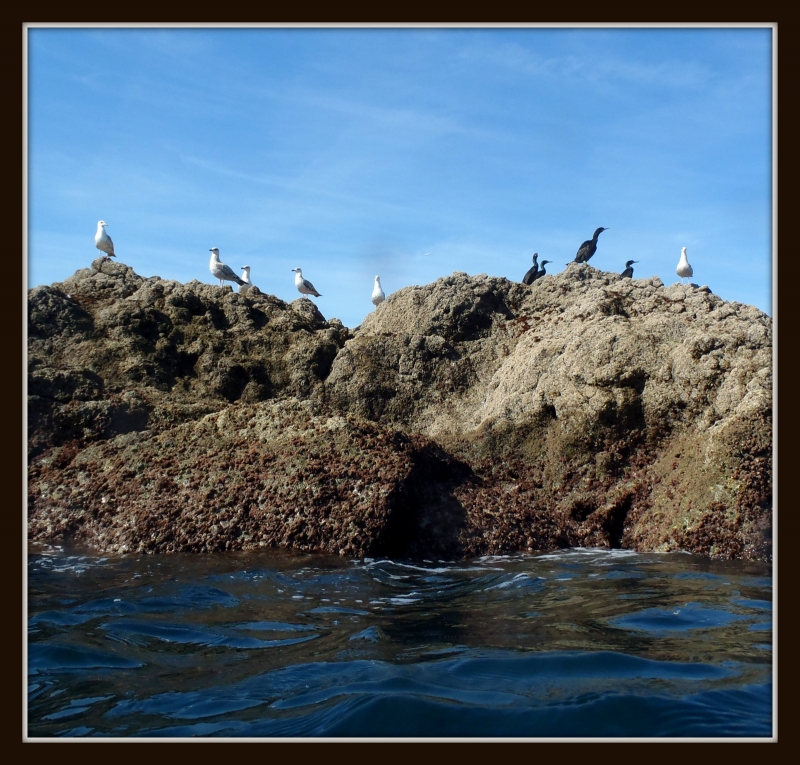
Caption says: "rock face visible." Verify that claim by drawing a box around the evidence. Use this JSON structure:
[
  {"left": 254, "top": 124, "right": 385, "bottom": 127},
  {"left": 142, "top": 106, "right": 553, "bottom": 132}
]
[
  {"left": 28, "top": 260, "right": 349, "bottom": 458},
  {"left": 28, "top": 258, "right": 772, "bottom": 561},
  {"left": 28, "top": 399, "right": 472, "bottom": 558}
]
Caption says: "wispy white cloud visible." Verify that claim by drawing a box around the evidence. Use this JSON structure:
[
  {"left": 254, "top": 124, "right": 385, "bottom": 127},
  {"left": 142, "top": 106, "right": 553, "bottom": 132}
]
[
  {"left": 84, "top": 28, "right": 215, "bottom": 58},
  {"left": 178, "top": 152, "right": 487, "bottom": 235},
  {"left": 287, "top": 89, "right": 480, "bottom": 138},
  {"left": 458, "top": 39, "right": 717, "bottom": 90}
]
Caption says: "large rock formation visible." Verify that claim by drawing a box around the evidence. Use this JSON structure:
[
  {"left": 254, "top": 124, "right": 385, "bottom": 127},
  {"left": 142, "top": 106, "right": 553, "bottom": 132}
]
[
  {"left": 28, "top": 260, "right": 349, "bottom": 458},
  {"left": 28, "top": 258, "right": 772, "bottom": 561}
]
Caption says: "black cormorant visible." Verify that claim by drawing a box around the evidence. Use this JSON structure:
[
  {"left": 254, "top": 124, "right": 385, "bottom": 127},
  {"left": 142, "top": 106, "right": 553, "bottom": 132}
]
[
  {"left": 621, "top": 260, "right": 638, "bottom": 278},
  {"left": 573, "top": 227, "right": 608, "bottom": 263},
  {"left": 530, "top": 260, "right": 550, "bottom": 283},
  {"left": 522, "top": 253, "right": 539, "bottom": 285}
]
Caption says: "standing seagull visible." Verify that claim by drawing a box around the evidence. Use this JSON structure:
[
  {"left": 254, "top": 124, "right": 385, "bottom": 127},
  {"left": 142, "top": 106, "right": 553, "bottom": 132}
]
[
  {"left": 239, "top": 265, "right": 253, "bottom": 295},
  {"left": 620, "top": 260, "right": 638, "bottom": 278},
  {"left": 209, "top": 248, "right": 245, "bottom": 288},
  {"left": 530, "top": 260, "right": 551, "bottom": 283},
  {"left": 372, "top": 275, "right": 385, "bottom": 307},
  {"left": 676, "top": 247, "right": 693, "bottom": 284},
  {"left": 292, "top": 268, "right": 322, "bottom": 299},
  {"left": 522, "top": 253, "right": 539, "bottom": 285},
  {"left": 94, "top": 221, "right": 116, "bottom": 261},
  {"left": 573, "top": 227, "right": 609, "bottom": 264}
]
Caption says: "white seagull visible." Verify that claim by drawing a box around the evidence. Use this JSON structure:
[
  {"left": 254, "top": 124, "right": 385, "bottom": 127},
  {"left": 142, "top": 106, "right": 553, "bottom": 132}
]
[
  {"left": 291, "top": 268, "right": 322, "bottom": 299},
  {"left": 95, "top": 221, "right": 116, "bottom": 261},
  {"left": 676, "top": 247, "right": 693, "bottom": 284},
  {"left": 209, "top": 248, "right": 245, "bottom": 287},
  {"left": 371, "top": 275, "right": 385, "bottom": 307},
  {"left": 239, "top": 265, "right": 253, "bottom": 295}
]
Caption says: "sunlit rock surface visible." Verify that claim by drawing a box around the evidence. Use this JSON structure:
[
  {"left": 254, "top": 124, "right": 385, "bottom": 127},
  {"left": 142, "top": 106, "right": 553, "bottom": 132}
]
[{"left": 28, "top": 258, "right": 772, "bottom": 561}]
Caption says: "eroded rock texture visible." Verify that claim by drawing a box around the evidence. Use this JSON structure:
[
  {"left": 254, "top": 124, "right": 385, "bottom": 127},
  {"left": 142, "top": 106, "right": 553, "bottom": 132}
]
[
  {"left": 28, "top": 258, "right": 772, "bottom": 561},
  {"left": 28, "top": 259, "right": 348, "bottom": 458}
]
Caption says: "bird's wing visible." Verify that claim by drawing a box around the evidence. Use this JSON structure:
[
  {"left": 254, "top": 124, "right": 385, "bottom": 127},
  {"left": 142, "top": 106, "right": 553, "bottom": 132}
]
[
  {"left": 96, "top": 234, "right": 115, "bottom": 255},
  {"left": 220, "top": 264, "right": 245, "bottom": 284},
  {"left": 522, "top": 266, "right": 538, "bottom": 284}
]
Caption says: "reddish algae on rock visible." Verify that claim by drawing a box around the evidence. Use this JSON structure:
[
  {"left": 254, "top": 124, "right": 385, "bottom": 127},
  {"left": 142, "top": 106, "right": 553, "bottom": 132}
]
[{"left": 28, "top": 258, "right": 772, "bottom": 560}]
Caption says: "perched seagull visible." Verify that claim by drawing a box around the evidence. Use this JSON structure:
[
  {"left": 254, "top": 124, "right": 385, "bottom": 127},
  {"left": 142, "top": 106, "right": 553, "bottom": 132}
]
[
  {"left": 239, "top": 265, "right": 253, "bottom": 295},
  {"left": 291, "top": 267, "right": 322, "bottom": 299},
  {"left": 522, "top": 253, "right": 539, "bottom": 285},
  {"left": 676, "top": 247, "right": 693, "bottom": 284},
  {"left": 530, "top": 260, "right": 551, "bottom": 283},
  {"left": 209, "top": 248, "right": 245, "bottom": 287},
  {"left": 372, "top": 275, "right": 386, "bottom": 307},
  {"left": 573, "top": 227, "right": 609, "bottom": 264},
  {"left": 620, "top": 260, "right": 638, "bottom": 278},
  {"left": 95, "top": 221, "right": 116, "bottom": 261}
]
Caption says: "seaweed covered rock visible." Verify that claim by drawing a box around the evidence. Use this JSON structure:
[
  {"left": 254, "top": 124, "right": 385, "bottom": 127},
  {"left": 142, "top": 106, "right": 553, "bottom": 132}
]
[
  {"left": 28, "top": 258, "right": 349, "bottom": 457},
  {"left": 28, "top": 400, "right": 472, "bottom": 558},
  {"left": 322, "top": 266, "right": 772, "bottom": 559},
  {"left": 28, "top": 260, "right": 772, "bottom": 561}
]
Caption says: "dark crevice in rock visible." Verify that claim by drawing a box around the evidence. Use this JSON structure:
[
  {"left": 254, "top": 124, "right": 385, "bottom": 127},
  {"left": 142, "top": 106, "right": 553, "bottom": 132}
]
[{"left": 372, "top": 444, "right": 474, "bottom": 560}]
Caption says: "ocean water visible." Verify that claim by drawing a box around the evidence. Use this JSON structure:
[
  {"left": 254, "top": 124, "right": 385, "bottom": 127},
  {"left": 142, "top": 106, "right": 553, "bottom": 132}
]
[{"left": 27, "top": 545, "right": 773, "bottom": 739}]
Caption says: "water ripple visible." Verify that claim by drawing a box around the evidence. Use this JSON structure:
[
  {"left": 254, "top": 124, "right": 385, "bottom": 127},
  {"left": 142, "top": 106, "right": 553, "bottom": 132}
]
[{"left": 28, "top": 546, "right": 772, "bottom": 738}]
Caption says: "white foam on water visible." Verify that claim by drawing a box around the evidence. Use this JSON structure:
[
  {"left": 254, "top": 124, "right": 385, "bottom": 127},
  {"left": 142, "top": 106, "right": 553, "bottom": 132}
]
[{"left": 383, "top": 597, "right": 421, "bottom": 605}]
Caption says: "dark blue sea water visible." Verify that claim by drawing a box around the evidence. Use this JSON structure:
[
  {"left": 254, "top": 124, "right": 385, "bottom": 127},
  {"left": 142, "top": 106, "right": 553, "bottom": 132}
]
[{"left": 27, "top": 545, "right": 773, "bottom": 739}]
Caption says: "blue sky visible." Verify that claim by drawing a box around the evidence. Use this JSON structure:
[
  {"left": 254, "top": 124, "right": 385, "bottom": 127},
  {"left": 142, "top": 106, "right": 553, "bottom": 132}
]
[{"left": 27, "top": 26, "right": 773, "bottom": 327}]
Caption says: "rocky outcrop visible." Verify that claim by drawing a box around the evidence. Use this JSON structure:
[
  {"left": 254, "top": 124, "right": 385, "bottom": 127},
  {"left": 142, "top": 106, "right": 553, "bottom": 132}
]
[
  {"left": 28, "top": 258, "right": 772, "bottom": 561},
  {"left": 28, "top": 259, "right": 349, "bottom": 458},
  {"left": 28, "top": 400, "right": 473, "bottom": 558}
]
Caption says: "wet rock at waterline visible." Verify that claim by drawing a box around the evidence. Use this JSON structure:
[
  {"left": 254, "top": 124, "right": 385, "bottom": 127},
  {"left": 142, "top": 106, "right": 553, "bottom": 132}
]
[{"left": 28, "top": 259, "right": 772, "bottom": 561}]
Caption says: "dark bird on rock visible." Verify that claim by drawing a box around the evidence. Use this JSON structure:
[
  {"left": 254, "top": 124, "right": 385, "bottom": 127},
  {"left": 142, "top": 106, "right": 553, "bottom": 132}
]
[
  {"left": 574, "top": 227, "right": 609, "bottom": 263},
  {"left": 522, "top": 253, "right": 539, "bottom": 285},
  {"left": 530, "top": 260, "right": 550, "bottom": 283},
  {"left": 621, "top": 260, "right": 638, "bottom": 278}
]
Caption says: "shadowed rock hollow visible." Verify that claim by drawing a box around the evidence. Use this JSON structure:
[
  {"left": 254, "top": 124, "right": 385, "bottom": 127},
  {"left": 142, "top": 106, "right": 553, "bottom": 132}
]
[{"left": 28, "top": 258, "right": 772, "bottom": 561}]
